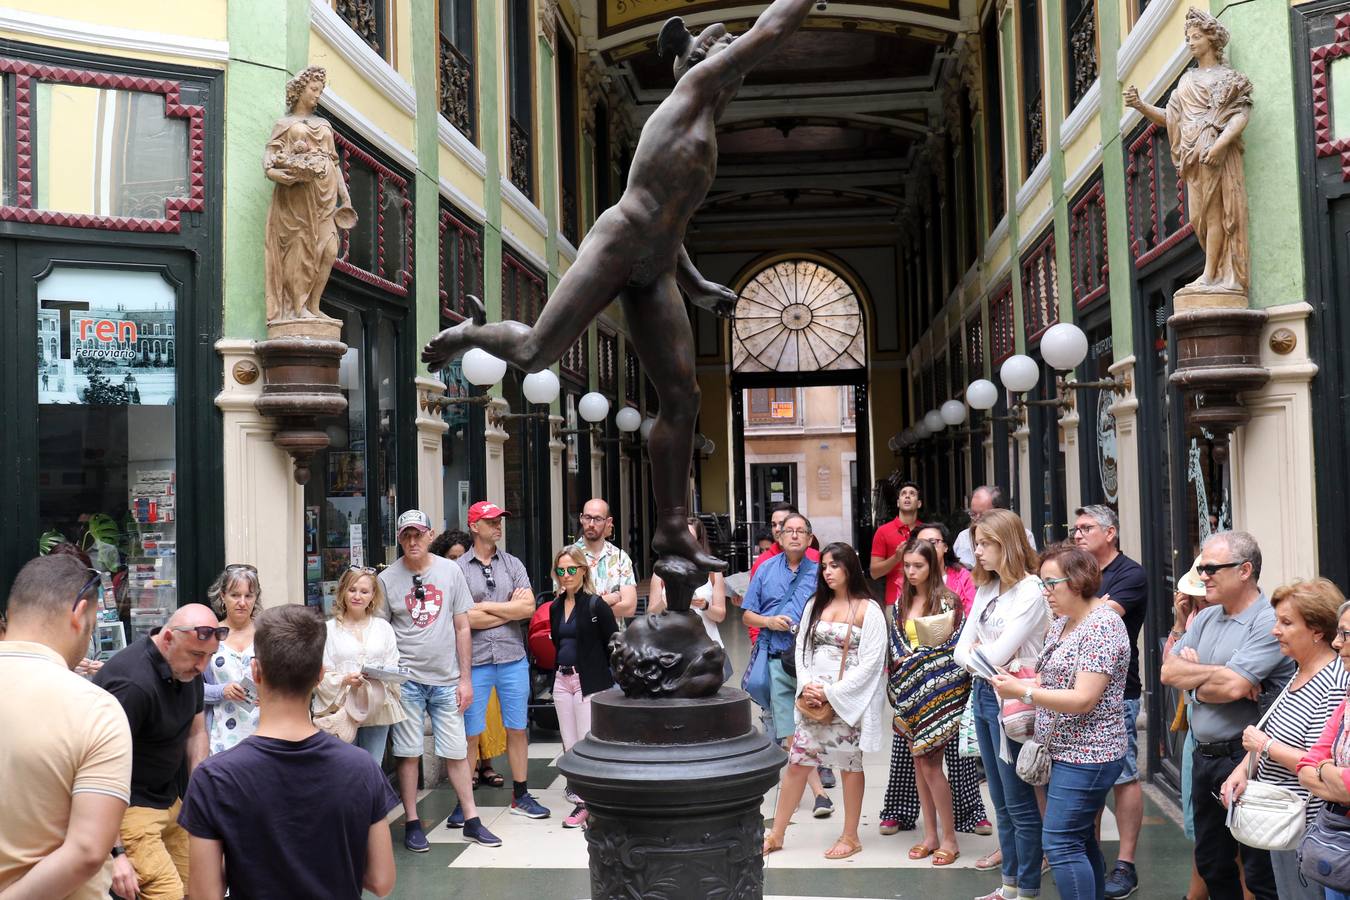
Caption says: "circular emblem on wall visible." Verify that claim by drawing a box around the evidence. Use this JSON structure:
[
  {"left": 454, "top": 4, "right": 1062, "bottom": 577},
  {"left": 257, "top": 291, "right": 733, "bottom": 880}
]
[{"left": 1097, "top": 389, "right": 1118, "bottom": 505}]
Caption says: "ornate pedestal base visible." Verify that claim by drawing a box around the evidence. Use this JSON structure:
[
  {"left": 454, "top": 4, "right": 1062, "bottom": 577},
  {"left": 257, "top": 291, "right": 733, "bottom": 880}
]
[
  {"left": 1168, "top": 298, "right": 1270, "bottom": 462},
  {"left": 559, "top": 687, "right": 785, "bottom": 900},
  {"left": 254, "top": 333, "right": 348, "bottom": 484}
]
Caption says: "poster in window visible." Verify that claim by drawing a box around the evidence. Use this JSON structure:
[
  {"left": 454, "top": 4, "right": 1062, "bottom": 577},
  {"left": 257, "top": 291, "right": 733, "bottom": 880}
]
[{"left": 37, "top": 267, "right": 177, "bottom": 406}]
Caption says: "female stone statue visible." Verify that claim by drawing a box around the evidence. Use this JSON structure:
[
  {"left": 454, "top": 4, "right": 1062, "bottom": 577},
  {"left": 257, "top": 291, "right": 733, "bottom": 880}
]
[
  {"left": 1125, "top": 8, "right": 1251, "bottom": 294},
  {"left": 263, "top": 66, "right": 357, "bottom": 324}
]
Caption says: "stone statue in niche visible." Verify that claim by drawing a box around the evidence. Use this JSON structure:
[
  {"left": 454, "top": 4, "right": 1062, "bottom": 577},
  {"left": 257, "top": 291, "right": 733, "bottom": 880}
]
[
  {"left": 1124, "top": 8, "right": 1252, "bottom": 300},
  {"left": 263, "top": 66, "right": 357, "bottom": 329}
]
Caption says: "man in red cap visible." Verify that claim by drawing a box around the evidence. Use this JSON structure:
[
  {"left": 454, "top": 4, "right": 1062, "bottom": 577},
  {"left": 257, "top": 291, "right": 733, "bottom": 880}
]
[{"left": 454, "top": 501, "right": 549, "bottom": 822}]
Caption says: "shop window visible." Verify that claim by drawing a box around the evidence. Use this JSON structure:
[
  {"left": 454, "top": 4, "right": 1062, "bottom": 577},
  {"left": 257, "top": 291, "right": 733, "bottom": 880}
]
[
  {"left": 337, "top": 0, "right": 389, "bottom": 59},
  {"left": 439, "top": 203, "right": 483, "bottom": 323},
  {"left": 1078, "top": 323, "right": 1118, "bottom": 508},
  {"left": 1127, "top": 122, "right": 1191, "bottom": 267},
  {"left": 1019, "top": 0, "right": 1045, "bottom": 173},
  {"left": 561, "top": 329, "right": 588, "bottom": 387},
  {"left": 502, "top": 250, "right": 545, "bottom": 324},
  {"left": 439, "top": 0, "right": 476, "bottom": 141},
  {"left": 1020, "top": 231, "right": 1059, "bottom": 341},
  {"left": 989, "top": 278, "right": 1015, "bottom": 363},
  {"left": 966, "top": 313, "right": 984, "bottom": 377},
  {"left": 597, "top": 328, "right": 618, "bottom": 397},
  {"left": 1065, "top": 0, "right": 1098, "bottom": 111},
  {"left": 1070, "top": 178, "right": 1109, "bottom": 308},
  {"left": 506, "top": 0, "right": 535, "bottom": 200},
  {"left": 623, "top": 343, "right": 639, "bottom": 405},
  {"left": 38, "top": 266, "right": 179, "bottom": 625},
  {"left": 331, "top": 130, "right": 414, "bottom": 297},
  {"left": 982, "top": 8, "right": 1006, "bottom": 225}
]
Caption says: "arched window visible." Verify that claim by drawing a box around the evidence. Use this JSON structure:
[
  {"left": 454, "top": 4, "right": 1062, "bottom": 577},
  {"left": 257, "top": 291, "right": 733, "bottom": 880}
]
[{"left": 732, "top": 259, "right": 865, "bottom": 373}]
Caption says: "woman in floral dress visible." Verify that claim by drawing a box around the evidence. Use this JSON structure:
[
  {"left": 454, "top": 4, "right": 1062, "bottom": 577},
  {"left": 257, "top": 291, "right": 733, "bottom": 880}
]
[
  {"left": 763, "top": 542, "right": 887, "bottom": 860},
  {"left": 203, "top": 564, "right": 262, "bottom": 755}
]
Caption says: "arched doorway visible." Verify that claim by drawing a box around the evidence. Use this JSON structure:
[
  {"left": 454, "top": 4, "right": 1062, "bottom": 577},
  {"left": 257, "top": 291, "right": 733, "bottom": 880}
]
[{"left": 730, "top": 257, "right": 871, "bottom": 553}]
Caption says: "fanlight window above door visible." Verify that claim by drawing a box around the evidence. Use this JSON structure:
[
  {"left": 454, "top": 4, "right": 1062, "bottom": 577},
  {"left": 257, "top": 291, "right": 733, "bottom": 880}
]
[{"left": 731, "top": 260, "right": 865, "bottom": 373}]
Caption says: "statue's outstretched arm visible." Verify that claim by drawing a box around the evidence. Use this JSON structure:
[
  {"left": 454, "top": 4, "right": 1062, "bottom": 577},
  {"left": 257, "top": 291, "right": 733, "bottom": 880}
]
[{"left": 698, "top": 0, "right": 815, "bottom": 89}]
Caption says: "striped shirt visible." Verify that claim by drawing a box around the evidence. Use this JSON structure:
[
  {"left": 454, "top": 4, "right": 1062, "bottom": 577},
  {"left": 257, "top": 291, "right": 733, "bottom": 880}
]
[{"left": 1255, "top": 658, "right": 1350, "bottom": 823}]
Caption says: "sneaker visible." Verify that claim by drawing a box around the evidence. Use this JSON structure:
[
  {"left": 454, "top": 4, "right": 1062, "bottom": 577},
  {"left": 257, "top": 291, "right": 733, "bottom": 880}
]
[
  {"left": 818, "top": 766, "right": 836, "bottom": 789},
  {"left": 446, "top": 803, "right": 464, "bottom": 828},
  {"left": 563, "top": 804, "right": 589, "bottom": 828},
  {"left": 959, "top": 818, "right": 994, "bottom": 836},
  {"left": 972, "top": 891, "right": 1014, "bottom": 900},
  {"left": 812, "top": 793, "right": 834, "bottom": 818},
  {"left": 403, "top": 821, "right": 430, "bottom": 853},
  {"left": 564, "top": 787, "right": 581, "bottom": 805},
  {"left": 510, "top": 792, "right": 551, "bottom": 819},
  {"left": 462, "top": 819, "right": 503, "bottom": 847},
  {"left": 1104, "top": 860, "right": 1138, "bottom": 899},
  {"left": 878, "top": 818, "right": 901, "bottom": 835}
]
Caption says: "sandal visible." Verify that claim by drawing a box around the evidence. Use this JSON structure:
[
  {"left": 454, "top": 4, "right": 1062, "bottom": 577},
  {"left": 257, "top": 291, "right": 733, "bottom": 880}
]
[
  {"left": 975, "top": 848, "right": 1002, "bottom": 870},
  {"left": 908, "top": 843, "right": 935, "bottom": 860},
  {"left": 477, "top": 765, "right": 505, "bottom": 788},
  {"left": 932, "top": 849, "right": 960, "bottom": 866},
  {"left": 762, "top": 833, "right": 783, "bottom": 856},
  {"left": 825, "top": 835, "right": 862, "bottom": 860}
]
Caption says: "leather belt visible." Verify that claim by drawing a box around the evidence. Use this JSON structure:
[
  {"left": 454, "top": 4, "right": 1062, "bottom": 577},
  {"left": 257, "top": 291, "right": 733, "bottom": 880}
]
[{"left": 556, "top": 665, "right": 577, "bottom": 675}]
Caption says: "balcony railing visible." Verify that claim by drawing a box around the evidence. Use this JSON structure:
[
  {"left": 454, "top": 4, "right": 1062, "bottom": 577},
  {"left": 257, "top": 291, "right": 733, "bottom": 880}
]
[
  {"left": 561, "top": 185, "right": 578, "bottom": 245},
  {"left": 337, "top": 0, "right": 385, "bottom": 57},
  {"left": 1068, "top": 3, "right": 1098, "bottom": 110},
  {"left": 1025, "top": 88, "right": 1045, "bottom": 171},
  {"left": 509, "top": 116, "right": 532, "bottom": 200},
  {"left": 438, "top": 35, "right": 475, "bottom": 142}
]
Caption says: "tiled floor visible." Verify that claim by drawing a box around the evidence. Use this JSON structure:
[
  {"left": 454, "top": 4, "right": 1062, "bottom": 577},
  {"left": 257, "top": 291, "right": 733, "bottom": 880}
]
[{"left": 376, "top": 607, "right": 1197, "bottom": 898}]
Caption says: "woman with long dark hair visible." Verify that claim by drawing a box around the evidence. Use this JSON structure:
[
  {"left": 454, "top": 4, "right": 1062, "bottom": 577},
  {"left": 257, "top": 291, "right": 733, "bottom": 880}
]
[
  {"left": 763, "top": 542, "right": 887, "bottom": 860},
  {"left": 886, "top": 537, "right": 970, "bottom": 866}
]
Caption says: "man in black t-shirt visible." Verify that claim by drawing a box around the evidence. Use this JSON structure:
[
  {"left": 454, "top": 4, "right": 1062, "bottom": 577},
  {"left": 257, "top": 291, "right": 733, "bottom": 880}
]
[
  {"left": 179, "top": 605, "right": 399, "bottom": 900},
  {"left": 1075, "top": 504, "right": 1148, "bottom": 899},
  {"left": 94, "top": 603, "right": 219, "bottom": 900}
]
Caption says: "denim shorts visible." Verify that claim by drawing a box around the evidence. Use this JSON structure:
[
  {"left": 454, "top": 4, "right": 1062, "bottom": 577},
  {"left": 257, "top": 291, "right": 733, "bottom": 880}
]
[
  {"left": 391, "top": 680, "right": 466, "bottom": 760},
  {"left": 465, "top": 658, "right": 530, "bottom": 734},
  {"left": 1115, "top": 697, "right": 1141, "bottom": 785}
]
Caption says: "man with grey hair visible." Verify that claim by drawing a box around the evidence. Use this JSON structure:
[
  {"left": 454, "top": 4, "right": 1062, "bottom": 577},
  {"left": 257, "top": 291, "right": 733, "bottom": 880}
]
[
  {"left": 1074, "top": 504, "right": 1148, "bottom": 898},
  {"left": 1161, "top": 531, "right": 1290, "bottom": 900},
  {"left": 953, "top": 485, "right": 1037, "bottom": 569}
]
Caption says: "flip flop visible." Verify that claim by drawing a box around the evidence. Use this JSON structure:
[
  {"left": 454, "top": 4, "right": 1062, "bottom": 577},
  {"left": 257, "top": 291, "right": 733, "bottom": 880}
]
[
  {"left": 932, "top": 849, "right": 960, "bottom": 866},
  {"left": 975, "top": 848, "right": 1002, "bottom": 870},
  {"left": 826, "top": 836, "right": 862, "bottom": 860},
  {"left": 908, "top": 843, "right": 935, "bottom": 860}
]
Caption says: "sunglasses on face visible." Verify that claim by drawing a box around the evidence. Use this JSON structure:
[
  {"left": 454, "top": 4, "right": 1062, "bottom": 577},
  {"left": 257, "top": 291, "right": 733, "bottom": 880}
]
[
  {"left": 172, "top": 625, "right": 230, "bottom": 642},
  {"left": 1197, "top": 560, "right": 1245, "bottom": 578},
  {"left": 555, "top": 566, "right": 580, "bottom": 577}
]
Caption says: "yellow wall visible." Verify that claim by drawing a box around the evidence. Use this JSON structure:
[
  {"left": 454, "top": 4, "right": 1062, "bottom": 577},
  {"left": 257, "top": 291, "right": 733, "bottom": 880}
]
[
  {"left": 1018, "top": 178, "right": 1054, "bottom": 238},
  {"left": 697, "top": 367, "right": 732, "bottom": 514},
  {"left": 502, "top": 203, "right": 548, "bottom": 256},
  {"left": 1119, "top": 0, "right": 1192, "bottom": 89},
  {"left": 309, "top": 32, "right": 416, "bottom": 151},
  {"left": 4, "top": 0, "right": 226, "bottom": 41},
  {"left": 439, "top": 148, "right": 487, "bottom": 207},
  {"left": 1062, "top": 110, "right": 1102, "bottom": 180}
]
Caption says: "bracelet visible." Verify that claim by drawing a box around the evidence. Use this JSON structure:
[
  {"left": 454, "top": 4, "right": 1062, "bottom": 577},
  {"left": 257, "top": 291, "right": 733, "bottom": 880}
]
[
  {"left": 1169, "top": 628, "right": 1184, "bottom": 639},
  {"left": 1318, "top": 759, "right": 1336, "bottom": 779}
]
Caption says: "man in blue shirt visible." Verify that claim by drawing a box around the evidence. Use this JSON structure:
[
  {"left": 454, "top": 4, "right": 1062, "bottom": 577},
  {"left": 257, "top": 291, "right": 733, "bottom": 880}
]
[{"left": 742, "top": 512, "right": 833, "bottom": 817}]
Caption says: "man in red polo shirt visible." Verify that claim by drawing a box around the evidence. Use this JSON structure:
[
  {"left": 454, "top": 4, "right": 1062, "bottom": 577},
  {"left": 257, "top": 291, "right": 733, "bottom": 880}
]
[{"left": 869, "top": 480, "right": 922, "bottom": 606}]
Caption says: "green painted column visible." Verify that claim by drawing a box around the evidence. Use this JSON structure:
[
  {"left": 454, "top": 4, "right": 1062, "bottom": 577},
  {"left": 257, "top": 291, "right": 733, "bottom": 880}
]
[
  {"left": 1044, "top": 0, "right": 1075, "bottom": 323},
  {"left": 412, "top": 0, "right": 441, "bottom": 353},
  {"left": 479, "top": 0, "right": 504, "bottom": 329},
  {"left": 222, "top": 0, "right": 312, "bottom": 339},
  {"left": 1096, "top": 0, "right": 1133, "bottom": 356},
  {"left": 1002, "top": 9, "right": 1027, "bottom": 356},
  {"left": 1218, "top": 0, "right": 1308, "bottom": 309},
  {"left": 539, "top": 36, "right": 558, "bottom": 293}
]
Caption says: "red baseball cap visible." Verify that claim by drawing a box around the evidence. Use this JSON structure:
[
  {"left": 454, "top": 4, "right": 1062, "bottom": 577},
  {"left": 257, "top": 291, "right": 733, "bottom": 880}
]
[{"left": 467, "top": 501, "right": 511, "bottom": 525}]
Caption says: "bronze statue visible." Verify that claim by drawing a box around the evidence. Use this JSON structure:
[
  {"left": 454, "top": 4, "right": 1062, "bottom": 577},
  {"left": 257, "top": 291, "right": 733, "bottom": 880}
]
[
  {"left": 263, "top": 66, "right": 358, "bottom": 325},
  {"left": 423, "top": 0, "right": 818, "bottom": 586},
  {"left": 1125, "top": 8, "right": 1251, "bottom": 295},
  {"left": 609, "top": 611, "right": 728, "bottom": 698}
]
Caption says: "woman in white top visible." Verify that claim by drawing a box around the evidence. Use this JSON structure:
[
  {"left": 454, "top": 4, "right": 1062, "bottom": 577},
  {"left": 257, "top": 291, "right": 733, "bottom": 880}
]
[
  {"left": 953, "top": 508, "right": 1049, "bottom": 900},
  {"left": 646, "top": 519, "right": 731, "bottom": 680},
  {"left": 204, "top": 564, "right": 261, "bottom": 755},
  {"left": 313, "top": 566, "right": 405, "bottom": 761},
  {"left": 763, "top": 542, "right": 887, "bottom": 861}
]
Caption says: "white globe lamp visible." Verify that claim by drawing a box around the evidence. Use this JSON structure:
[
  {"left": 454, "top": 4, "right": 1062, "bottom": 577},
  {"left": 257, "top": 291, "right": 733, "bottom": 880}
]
[
  {"left": 522, "top": 369, "right": 561, "bottom": 405},
  {"left": 615, "top": 406, "right": 642, "bottom": 433},
  {"left": 1040, "top": 322, "right": 1090, "bottom": 372},
  {"left": 940, "top": 399, "right": 968, "bottom": 426},
  {"left": 966, "top": 378, "right": 999, "bottom": 410},
  {"left": 461, "top": 348, "right": 507, "bottom": 386},
  {"left": 639, "top": 417, "right": 657, "bottom": 442},
  {"left": 578, "top": 392, "right": 610, "bottom": 423},
  {"left": 999, "top": 354, "right": 1041, "bottom": 394},
  {"left": 914, "top": 419, "right": 932, "bottom": 439},
  {"left": 924, "top": 409, "right": 946, "bottom": 432}
]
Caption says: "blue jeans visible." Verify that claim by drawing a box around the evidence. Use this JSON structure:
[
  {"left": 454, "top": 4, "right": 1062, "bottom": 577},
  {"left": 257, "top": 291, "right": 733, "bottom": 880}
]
[
  {"left": 1043, "top": 757, "right": 1123, "bottom": 900},
  {"left": 973, "top": 678, "right": 1043, "bottom": 895},
  {"left": 355, "top": 724, "right": 390, "bottom": 763},
  {"left": 1327, "top": 889, "right": 1350, "bottom": 900}
]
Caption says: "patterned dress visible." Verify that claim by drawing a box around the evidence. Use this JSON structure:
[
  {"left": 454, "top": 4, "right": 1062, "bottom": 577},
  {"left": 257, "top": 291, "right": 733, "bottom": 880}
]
[
  {"left": 887, "top": 595, "right": 970, "bottom": 756},
  {"left": 208, "top": 643, "right": 258, "bottom": 755},
  {"left": 790, "top": 621, "right": 865, "bottom": 772}
]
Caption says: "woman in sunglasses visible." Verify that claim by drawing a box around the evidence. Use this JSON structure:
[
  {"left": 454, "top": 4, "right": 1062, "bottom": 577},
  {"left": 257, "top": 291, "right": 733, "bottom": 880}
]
[
  {"left": 550, "top": 546, "right": 620, "bottom": 828},
  {"left": 204, "top": 564, "right": 264, "bottom": 754},
  {"left": 313, "top": 566, "right": 406, "bottom": 760},
  {"left": 991, "top": 545, "right": 1130, "bottom": 900}
]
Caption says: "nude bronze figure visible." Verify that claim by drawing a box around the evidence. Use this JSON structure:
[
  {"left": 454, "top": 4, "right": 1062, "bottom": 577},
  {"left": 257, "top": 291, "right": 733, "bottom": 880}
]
[{"left": 422, "top": 0, "right": 817, "bottom": 587}]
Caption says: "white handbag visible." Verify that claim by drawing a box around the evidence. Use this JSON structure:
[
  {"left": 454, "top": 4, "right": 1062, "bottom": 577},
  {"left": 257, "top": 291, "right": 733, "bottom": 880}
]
[{"left": 1228, "top": 686, "right": 1307, "bottom": 852}]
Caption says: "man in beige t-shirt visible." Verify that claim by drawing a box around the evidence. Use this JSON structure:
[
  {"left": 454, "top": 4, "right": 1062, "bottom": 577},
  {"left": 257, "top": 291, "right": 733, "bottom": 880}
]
[{"left": 0, "top": 555, "right": 132, "bottom": 899}]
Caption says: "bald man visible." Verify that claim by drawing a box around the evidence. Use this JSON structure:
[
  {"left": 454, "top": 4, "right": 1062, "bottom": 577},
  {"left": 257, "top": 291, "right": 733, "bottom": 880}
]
[{"left": 95, "top": 604, "right": 222, "bottom": 900}]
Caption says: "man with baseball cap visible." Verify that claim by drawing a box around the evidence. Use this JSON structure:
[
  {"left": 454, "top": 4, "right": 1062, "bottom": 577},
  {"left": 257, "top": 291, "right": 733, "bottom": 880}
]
[
  {"left": 453, "top": 500, "right": 549, "bottom": 823},
  {"left": 379, "top": 509, "right": 501, "bottom": 851}
]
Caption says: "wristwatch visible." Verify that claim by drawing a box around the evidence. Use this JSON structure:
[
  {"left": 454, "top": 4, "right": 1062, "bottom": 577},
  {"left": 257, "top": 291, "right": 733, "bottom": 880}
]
[
  {"left": 110, "top": 846, "right": 125, "bottom": 859},
  {"left": 1021, "top": 687, "right": 1035, "bottom": 706}
]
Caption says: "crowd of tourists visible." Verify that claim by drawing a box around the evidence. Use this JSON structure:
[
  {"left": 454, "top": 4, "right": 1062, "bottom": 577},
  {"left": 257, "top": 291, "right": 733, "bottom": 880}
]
[{"left": 7, "top": 481, "right": 1350, "bottom": 900}]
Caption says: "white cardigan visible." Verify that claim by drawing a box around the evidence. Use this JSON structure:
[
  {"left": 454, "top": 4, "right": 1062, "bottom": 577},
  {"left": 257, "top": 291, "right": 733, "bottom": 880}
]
[
  {"left": 953, "top": 573, "right": 1050, "bottom": 673},
  {"left": 792, "top": 599, "right": 889, "bottom": 753}
]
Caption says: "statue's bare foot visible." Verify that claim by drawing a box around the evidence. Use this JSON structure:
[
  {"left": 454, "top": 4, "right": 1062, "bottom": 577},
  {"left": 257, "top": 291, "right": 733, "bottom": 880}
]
[
  {"left": 421, "top": 320, "right": 475, "bottom": 372},
  {"left": 652, "top": 522, "right": 729, "bottom": 575}
]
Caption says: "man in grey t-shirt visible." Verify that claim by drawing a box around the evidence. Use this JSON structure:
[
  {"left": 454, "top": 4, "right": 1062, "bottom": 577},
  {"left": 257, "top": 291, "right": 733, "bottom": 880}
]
[
  {"left": 379, "top": 509, "right": 500, "bottom": 851},
  {"left": 1162, "top": 531, "right": 1291, "bottom": 900}
]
